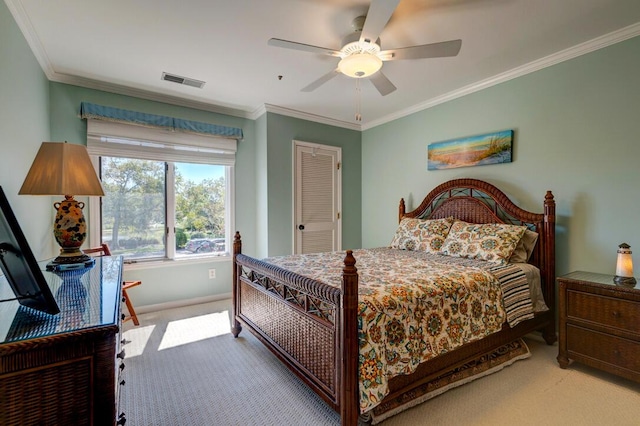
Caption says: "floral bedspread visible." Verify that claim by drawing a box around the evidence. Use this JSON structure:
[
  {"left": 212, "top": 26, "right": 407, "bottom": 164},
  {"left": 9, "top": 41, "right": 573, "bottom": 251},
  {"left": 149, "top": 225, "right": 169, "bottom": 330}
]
[{"left": 264, "top": 248, "right": 533, "bottom": 413}]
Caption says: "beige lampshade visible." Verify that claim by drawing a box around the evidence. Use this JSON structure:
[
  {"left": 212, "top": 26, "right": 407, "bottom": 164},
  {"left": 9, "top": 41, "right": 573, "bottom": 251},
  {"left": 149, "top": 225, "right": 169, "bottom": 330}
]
[{"left": 19, "top": 142, "right": 104, "bottom": 196}]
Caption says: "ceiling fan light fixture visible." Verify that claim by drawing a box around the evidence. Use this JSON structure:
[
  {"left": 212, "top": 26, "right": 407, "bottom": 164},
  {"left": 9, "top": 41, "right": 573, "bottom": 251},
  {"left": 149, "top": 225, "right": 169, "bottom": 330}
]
[{"left": 338, "top": 53, "right": 383, "bottom": 78}]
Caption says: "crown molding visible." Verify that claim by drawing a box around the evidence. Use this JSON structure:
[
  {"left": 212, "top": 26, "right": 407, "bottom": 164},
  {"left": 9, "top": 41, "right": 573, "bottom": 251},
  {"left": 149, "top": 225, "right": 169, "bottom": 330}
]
[
  {"left": 250, "top": 104, "right": 268, "bottom": 120},
  {"left": 262, "top": 104, "right": 362, "bottom": 130},
  {"left": 7, "top": 0, "right": 639, "bottom": 132},
  {"left": 5, "top": 0, "right": 55, "bottom": 78},
  {"left": 6, "top": 0, "right": 254, "bottom": 120},
  {"left": 362, "top": 22, "right": 640, "bottom": 130},
  {"left": 50, "top": 72, "right": 254, "bottom": 119}
]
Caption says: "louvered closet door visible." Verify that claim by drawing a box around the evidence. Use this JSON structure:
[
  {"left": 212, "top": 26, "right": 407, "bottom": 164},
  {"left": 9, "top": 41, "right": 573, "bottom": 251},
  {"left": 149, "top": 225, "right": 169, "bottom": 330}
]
[{"left": 294, "top": 141, "right": 342, "bottom": 254}]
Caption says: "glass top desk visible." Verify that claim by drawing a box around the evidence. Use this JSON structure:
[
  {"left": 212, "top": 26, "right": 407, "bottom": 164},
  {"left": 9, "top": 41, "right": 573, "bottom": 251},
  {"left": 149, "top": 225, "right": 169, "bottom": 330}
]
[
  {"left": 0, "top": 255, "right": 124, "bottom": 426},
  {"left": 0, "top": 255, "right": 123, "bottom": 343}
]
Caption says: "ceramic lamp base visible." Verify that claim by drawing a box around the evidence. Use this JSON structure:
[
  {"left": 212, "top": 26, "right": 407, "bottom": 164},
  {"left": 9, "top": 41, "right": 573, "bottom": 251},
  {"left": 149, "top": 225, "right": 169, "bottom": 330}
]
[{"left": 49, "top": 195, "right": 93, "bottom": 269}]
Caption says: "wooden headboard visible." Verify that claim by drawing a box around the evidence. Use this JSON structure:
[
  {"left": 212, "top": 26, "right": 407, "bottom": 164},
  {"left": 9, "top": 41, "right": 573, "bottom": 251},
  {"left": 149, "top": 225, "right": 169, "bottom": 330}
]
[{"left": 398, "top": 178, "right": 556, "bottom": 311}]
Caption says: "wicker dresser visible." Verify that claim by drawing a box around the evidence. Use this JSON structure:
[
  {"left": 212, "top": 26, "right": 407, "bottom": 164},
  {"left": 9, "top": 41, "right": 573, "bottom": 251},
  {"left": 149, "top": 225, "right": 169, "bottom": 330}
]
[
  {"left": 0, "top": 255, "right": 125, "bottom": 425},
  {"left": 557, "top": 271, "right": 640, "bottom": 383}
]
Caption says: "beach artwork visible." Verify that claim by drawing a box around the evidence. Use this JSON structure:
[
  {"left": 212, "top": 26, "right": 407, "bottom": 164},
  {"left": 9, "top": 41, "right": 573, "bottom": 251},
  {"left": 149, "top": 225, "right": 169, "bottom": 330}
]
[{"left": 427, "top": 130, "right": 514, "bottom": 170}]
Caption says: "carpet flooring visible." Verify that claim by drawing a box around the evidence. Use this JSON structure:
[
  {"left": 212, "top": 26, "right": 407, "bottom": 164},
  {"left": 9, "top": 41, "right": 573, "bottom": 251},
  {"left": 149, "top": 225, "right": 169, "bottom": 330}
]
[{"left": 121, "top": 300, "right": 640, "bottom": 425}]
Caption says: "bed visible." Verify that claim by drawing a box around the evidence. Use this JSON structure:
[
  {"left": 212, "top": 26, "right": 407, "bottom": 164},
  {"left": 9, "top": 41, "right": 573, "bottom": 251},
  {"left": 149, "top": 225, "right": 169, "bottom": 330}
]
[{"left": 231, "top": 178, "right": 556, "bottom": 425}]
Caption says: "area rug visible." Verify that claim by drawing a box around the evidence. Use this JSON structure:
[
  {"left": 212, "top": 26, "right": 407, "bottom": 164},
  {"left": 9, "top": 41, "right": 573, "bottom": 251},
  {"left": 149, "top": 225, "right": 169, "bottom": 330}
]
[{"left": 364, "top": 338, "right": 531, "bottom": 425}]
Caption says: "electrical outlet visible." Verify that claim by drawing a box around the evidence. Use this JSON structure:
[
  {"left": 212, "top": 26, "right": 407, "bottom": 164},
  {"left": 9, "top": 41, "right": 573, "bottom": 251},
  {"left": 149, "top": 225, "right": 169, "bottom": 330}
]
[{"left": 208, "top": 269, "right": 216, "bottom": 279}]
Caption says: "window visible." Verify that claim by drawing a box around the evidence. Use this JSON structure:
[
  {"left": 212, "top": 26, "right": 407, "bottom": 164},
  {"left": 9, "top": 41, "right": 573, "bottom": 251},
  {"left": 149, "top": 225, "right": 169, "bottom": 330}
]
[{"left": 87, "top": 119, "right": 236, "bottom": 262}]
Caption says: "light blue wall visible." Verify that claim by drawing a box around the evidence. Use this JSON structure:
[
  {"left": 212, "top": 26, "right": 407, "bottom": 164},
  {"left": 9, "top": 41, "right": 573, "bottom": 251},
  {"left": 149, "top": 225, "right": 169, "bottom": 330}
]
[
  {"left": 48, "top": 83, "right": 257, "bottom": 307},
  {"left": 2, "top": 0, "right": 361, "bottom": 307},
  {"left": 5, "top": 0, "right": 639, "bottom": 307},
  {"left": 263, "top": 112, "right": 362, "bottom": 256},
  {"left": 0, "top": 1, "right": 55, "bottom": 261},
  {"left": 362, "top": 36, "right": 640, "bottom": 277},
  {"left": 254, "top": 113, "right": 269, "bottom": 258}
]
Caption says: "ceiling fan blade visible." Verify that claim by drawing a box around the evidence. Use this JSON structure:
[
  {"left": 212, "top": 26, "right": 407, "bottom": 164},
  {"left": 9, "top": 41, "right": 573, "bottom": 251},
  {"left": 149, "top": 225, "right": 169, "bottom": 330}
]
[
  {"left": 268, "top": 38, "right": 341, "bottom": 57},
  {"left": 381, "top": 39, "right": 462, "bottom": 60},
  {"left": 360, "top": 0, "right": 401, "bottom": 44},
  {"left": 369, "top": 71, "right": 396, "bottom": 96},
  {"left": 301, "top": 69, "right": 341, "bottom": 92}
]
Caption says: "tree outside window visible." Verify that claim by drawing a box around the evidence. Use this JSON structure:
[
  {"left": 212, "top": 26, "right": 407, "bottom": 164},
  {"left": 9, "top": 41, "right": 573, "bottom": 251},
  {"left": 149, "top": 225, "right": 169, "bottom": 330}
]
[{"left": 100, "top": 157, "right": 227, "bottom": 260}]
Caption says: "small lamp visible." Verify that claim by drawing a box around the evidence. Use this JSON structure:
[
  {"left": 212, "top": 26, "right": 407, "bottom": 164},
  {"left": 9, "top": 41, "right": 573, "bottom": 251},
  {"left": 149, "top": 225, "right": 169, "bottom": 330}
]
[
  {"left": 19, "top": 142, "right": 104, "bottom": 267},
  {"left": 614, "top": 243, "right": 636, "bottom": 287}
]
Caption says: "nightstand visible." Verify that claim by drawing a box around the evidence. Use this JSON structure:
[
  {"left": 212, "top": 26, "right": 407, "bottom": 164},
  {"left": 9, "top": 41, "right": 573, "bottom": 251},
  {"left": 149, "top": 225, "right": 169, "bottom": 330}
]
[{"left": 557, "top": 271, "right": 640, "bottom": 383}]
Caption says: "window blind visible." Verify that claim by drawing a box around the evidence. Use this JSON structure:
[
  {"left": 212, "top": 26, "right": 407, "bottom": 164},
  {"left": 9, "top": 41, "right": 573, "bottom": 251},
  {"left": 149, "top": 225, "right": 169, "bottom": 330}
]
[{"left": 86, "top": 120, "right": 237, "bottom": 165}]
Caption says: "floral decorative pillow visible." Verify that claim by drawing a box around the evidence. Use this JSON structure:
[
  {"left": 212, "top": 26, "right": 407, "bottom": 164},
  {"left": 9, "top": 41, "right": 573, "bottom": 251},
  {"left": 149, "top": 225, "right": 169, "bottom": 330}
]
[
  {"left": 390, "top": 217, "right": 454, "bottom": 253},
  {"left": 440, "top": 220, "right": 527, "bottom": 264}
]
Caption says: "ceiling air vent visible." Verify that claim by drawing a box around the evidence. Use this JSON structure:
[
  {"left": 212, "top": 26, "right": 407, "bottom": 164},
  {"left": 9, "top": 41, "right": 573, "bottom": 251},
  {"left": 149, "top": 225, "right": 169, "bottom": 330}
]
[{"left": 161, "top": 72, "right": 205, "bottom": 89}]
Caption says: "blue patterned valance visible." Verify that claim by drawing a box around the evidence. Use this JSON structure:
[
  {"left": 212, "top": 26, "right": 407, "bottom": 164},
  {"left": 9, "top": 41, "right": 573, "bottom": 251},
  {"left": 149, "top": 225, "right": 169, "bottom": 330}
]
[{"left": 80, "top": 102, "right": 243, "bottom": 139}]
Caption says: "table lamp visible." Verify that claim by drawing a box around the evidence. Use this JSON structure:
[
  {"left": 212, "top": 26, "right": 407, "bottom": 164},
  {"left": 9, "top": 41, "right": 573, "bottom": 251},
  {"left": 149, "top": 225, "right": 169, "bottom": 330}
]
[
  {"left": 19, "top": 142, "right": 104, "bottom": 267},
  {"left": 614, "top": 242, "right": 636, "bottom": 287}
]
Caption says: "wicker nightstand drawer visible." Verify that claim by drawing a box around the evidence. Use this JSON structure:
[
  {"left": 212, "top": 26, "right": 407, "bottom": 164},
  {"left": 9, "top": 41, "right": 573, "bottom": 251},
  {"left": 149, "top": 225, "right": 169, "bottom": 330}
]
[
  {"left": 567, "top": 291, "right": 640, "bottom": 333},
  {"left": 558, "top": 271, "right": 640, "bottom": 384},
  {"left": 567, "top": 325, "right": 640, "bottom": 373}
]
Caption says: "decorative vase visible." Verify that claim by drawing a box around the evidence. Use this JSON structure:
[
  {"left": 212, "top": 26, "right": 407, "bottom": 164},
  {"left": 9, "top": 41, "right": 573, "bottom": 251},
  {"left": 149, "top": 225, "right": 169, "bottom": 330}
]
[{"left": 51, "top": 195, "right": 89, "bottom": 263}]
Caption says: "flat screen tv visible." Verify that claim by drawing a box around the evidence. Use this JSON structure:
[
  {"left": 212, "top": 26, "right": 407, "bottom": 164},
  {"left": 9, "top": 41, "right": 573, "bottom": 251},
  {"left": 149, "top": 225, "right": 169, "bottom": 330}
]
[{"left": 0, "top": 186, "right": 59, "bottom": 315}]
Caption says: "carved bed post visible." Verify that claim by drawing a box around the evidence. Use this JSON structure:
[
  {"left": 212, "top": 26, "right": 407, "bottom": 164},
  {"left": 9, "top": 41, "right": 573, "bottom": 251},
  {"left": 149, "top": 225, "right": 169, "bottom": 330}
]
[
  {"left": 231, "top": 231, "right": 242, "bottom": 337},
  {"left": 399, "top": 198, "right": 406, "bottom": 223},
  {"left": 340, "top": 250, "right": 359, "bottom": 426},
  {"left": 542, "top": 191, "right": 557, "bottom": 344}
]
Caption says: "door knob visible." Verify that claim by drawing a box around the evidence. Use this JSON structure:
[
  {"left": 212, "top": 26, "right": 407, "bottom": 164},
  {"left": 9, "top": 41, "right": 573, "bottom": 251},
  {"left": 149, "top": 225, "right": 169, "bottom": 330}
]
[{"left": 298, "top": 224, "right": 305, "bottom": 230}]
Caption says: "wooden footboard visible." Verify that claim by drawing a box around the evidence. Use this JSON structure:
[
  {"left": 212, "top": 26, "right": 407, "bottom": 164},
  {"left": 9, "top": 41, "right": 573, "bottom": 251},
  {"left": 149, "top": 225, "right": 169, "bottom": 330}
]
[{"left": 232, "top": 233, "right": 360, "bottom": 425}]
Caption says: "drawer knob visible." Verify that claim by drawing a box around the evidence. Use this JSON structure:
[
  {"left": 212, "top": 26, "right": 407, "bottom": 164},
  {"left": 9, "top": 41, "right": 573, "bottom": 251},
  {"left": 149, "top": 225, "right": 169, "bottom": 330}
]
[
  {"left": 120, "top": 379, "right": 126, "bottom": 386},
  {"left": 612, "top": 311, "right": 620, "bottom": 317},
  {"left": 119, "top": 362, "right": 126, "bottom": 371},
  {"left": 117, "top": 349, "right": 126, "bottom": 359}
]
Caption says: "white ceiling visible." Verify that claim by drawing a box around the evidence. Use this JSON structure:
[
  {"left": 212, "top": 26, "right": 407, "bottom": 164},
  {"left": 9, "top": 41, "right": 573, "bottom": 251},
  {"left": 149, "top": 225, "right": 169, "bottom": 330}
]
[{"left": 6, "top": 0, "right": 640, "bottom": 130}]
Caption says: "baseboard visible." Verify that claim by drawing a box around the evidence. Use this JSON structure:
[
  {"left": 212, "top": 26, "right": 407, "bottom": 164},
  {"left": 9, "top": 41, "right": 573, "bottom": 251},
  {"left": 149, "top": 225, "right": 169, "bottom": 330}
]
[{"left": 134, "top": 293, "right": 232, "bottom": 315}]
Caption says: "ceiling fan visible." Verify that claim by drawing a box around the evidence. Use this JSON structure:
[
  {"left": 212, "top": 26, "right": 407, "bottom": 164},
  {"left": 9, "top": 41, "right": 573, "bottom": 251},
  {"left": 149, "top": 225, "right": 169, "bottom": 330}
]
[{"left": 268, "top": 0, "right": 462, "bottom": 97}]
